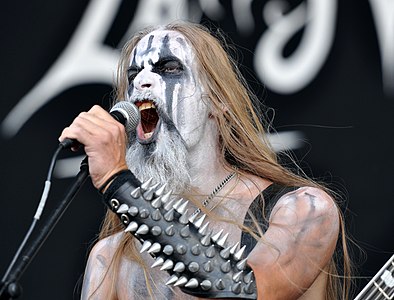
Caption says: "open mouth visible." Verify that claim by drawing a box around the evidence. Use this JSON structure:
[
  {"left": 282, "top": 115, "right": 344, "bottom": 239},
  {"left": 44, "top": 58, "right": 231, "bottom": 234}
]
[{"left": 135, "top": 100, "right": 160, "bottom": 143}]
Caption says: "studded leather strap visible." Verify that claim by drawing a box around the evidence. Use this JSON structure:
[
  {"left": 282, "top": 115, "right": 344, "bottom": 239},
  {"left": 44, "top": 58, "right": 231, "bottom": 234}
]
[{"left": 102, "top": 170, "right": 257, "bottom": 299}]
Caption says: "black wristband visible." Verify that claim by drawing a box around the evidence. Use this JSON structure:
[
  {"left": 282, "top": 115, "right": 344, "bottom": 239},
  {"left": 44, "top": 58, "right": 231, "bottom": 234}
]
[{"left": 98, "top": 169, "right": 130, "bottom": 194}]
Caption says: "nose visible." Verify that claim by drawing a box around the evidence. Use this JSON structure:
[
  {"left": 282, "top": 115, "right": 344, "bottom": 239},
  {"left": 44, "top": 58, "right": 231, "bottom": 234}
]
[{"left": 133, "top": 69, "right": 156, "bottom": 91}]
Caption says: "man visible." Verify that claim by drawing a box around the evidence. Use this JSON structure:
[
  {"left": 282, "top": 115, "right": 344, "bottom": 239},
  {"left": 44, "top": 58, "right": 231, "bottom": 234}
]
[{"left": 60, "top": 22, "right": 350, "bottom": 299}]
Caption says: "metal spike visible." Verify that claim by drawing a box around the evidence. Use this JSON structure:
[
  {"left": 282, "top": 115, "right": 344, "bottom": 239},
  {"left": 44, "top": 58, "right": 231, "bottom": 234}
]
[
  {"left": 180, "top": 225, "right": 190, "bottom": 238},
  {"left": 116, "top": 203, "right": 129, "bottom": 214},
  {"left": 200, "top": 280, "right": 212, "bottom": 291},
  {"left": 179, "top": 209, "right": 190, "bottom": 224},
  {"left": 174, "top": 276, "right": 188, "bottom": 287},
  {"left": 233, "top": 271, "right": 243, "bottom": 282},
  {"left": 230, "top": 242, "right": 240, "bottom": 255},
  {"left": 128, "top": 206, "right": 138, "bottom": 217},
  {"left": 244, "top": 280, "right": 256, "bottom": 294},
  {"left": 151, "top": 225, "right": 162, "bottom": 236},
  {"left": 244, "top": 271, "right": 254, "bottom": 284},
  {"left": 198, "top": 221, "right": 210, "bottom": 236},
  {"left": 172, "top": 198, "right": 184, "bottom": 211},
  {"left": 219, "top": 246, "right": 232, "bottom": 259},
  {"left": 217, "top": 232, "right": 229, "bottom": 247},
  {"left": 151, "top": 197, "right": 162, "bottom": 209},
  {"left": 147, "top": 242, "right": 161, "bottom": 254},
  {"left": 185, "top": 278, "right": 199, "bottom": 289},
  {"left": 151, "top": 209, "right": 162, "bottom": 221},
  {"left": 139, "top": 208, "right": 150, "bottom": 219},
  {"left": 220, "top": 260, "right": 231, "bottom": 273},
  {"left": 173, "top": 262, "right": 185, "bottom": 273},
  {"left": 141, "top": 177, "right": 153, "bottom": 191},
  {"left": 140, "top": 241, "right": 152, "bottom": 253},
  {"left": 150, "top": 182, "right": 161, "bottom": 191},
  {"left": 188, "top": 262, "right": 200, "bottom": 273},
  {"left": 211, "top": 229, "right": 223, "bottom": 243},
  {"left": 161, "top": 191, "right": 172, "bottom": 205},
  {"left": 143, "top": 188, "right": 155, "bottom": 201},
  {"left": 188, "top": 211, "right": 199, "bottom": 223},
  {"left": 176, "top": 244, "right": 187, "bottom": 255},
  {"left": 155, "top": 183, "right": 167, "bottom": 196},
  {"left": 165, "top": 225, "right": 175, "bottom": 236},
  {"left": 163, "top": 199, "right": 175, "bottom": 211},
  {"left": 203, "top": 261, "right": 213, "bottom": 272},
  {"left": 164, "top": 208, "right": 175, "bottom": 222},
  {"left": 136, "top": 224, "right": 149, "bottom": 235},
  {"left": 231, "top": 282, "right": 242, "bottom": 294},
  {"left": 151, "top": 257, "right": 164, "bottom": 268},
  {"left": 193, "top": 214, "right": 206, "bottom": 229},
  {"left": 162, "top": 245, "right": 174, "bottom": 256},
  {"left": 165, "top": 275, "right": 178, "bottom": 285},
  {"left": 177, "top": 200, "right": 189, "bottom": 214},
  {"left": 215, "top": 279, "right": 225, "bottom": 290},
  {"left": 160, "top": 259, "right": 174, "bottom": 271},
  {"left": 200, "top": 232, "right": 212, "bottom": 246},
  {"left": 205, "top": 245, "right": 216, "bottom": 258},
  {"left": 191, "top": 244, "right": 201, "bottom": 256},
  {"left": 234, "top": 245, "right": 247, "bottom": 261},
  {"left": 130, "top": 187, "right": 142, "bottom": 198},
  {"left": 236, "top": 258, "right": 248, "bottom": 271},
  {"left": 124, "top": 221, "right": 138, "bottom": 233}
]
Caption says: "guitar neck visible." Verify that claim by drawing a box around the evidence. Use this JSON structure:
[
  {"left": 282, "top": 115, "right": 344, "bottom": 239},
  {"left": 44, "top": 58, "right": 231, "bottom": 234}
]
[{"left": 355, "top": 254, "right": 394, "bottom": 300}]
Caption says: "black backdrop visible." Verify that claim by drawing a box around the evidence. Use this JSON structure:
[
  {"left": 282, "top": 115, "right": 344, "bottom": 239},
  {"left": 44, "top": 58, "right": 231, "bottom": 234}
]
[{"left": 0, "top": 1, "right": 393, "bottom": 299}]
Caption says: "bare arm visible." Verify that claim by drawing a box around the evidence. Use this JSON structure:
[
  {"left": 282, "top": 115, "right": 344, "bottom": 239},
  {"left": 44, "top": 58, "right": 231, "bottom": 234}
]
[{"left": 247, "top": 186, "right": 339, "bottom": 299}]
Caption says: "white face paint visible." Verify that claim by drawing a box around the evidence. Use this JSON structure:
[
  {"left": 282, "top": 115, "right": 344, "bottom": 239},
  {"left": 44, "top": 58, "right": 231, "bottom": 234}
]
[{"left": 125, "top": 30, "right": 211, "bottom": 190}]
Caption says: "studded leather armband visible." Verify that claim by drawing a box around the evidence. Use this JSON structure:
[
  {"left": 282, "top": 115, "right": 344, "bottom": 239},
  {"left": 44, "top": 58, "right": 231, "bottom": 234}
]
[{"left": 103, "top": 171, "right": 257, "bottom": 299}]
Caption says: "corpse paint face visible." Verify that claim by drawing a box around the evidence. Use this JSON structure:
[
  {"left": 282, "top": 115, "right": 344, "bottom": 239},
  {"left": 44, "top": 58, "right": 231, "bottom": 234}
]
[{"left": 127, "top": 30, "right": 210, "bottom": 149}]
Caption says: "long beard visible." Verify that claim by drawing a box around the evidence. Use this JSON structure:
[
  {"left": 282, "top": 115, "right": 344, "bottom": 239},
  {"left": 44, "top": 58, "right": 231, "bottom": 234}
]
[{"left": 125, "top": 125, "right": 191, "bottom": 195}]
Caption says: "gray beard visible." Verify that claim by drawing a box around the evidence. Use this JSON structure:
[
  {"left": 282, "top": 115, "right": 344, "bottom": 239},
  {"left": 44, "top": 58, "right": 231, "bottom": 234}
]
[{"left": 125, "top": 126, "right": 191, "bottom": 195}]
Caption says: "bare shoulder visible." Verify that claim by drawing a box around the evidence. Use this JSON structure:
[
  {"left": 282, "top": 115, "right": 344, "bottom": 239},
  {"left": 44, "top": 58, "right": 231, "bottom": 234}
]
[{"left": 88, "top": 232, "right": 123, "bottom": 266}]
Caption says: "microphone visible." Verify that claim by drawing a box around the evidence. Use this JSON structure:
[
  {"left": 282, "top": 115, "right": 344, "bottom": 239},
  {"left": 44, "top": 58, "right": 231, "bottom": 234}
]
[{"left": 60, "top": 101, "right": 140, "bottom": 149}]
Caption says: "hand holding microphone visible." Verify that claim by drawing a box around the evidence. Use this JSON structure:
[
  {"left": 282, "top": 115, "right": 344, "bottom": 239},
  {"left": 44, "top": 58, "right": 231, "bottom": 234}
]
[{"left": 58, "top": 101, "right": 139, "bottom": 190}]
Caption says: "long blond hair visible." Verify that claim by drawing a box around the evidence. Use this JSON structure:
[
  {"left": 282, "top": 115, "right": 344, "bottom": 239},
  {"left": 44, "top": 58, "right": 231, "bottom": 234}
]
[{"left": 96, "top": 21, "right": 352, "bottom": 299}]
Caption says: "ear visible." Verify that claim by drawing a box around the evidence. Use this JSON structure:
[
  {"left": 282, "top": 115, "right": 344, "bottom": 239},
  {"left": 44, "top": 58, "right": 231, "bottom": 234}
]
[{"left": 203, "top": 94, "right": 228, "bottom": 118}]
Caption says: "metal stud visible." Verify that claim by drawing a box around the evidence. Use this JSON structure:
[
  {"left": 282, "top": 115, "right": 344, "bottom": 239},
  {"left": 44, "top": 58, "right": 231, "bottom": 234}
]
[
  {"left": 165, "top": 225, "right": 175, "bottom": 236},
  {"left": 244, "top": 271, "right": 254, "bottom": 284},
  {"left": 188, "top": 212, "right": 199, "bottom": 223},
  {"left": 176, "top": 244, "right": 187, "bottom": 255},
  {"left": 233, "top": 271, "right": 243, "bottom": 282},
  {"left": 128, "top": 206, "right": 139, "bottom": 216},
  {"left": 198, "top": 221, "right": 210, "bottom": 236},
  {"left": 177, "top": 200, "right": 189, "bottom": 215},
  {"left": 205, "top": 245, "right": 216, "bottom": 258},
  {"left": 110, "top": 199, "right": 119, "bottom": 209},
  {"left": 217, "top": 232, "right": 229, "bottom": 247},
  {"left": 179, "top": 210, "right": 189, "bottom": 225},
  {"left": 244, "top": 280, "right": 256, "bottom": 294},
  {"left": 139, "top": 208, "right": 150, "bottom": 219},
  {"left": 143, "top": 188, "right": 155, "bottom": 201},
  {"left": 180, "top": 225, "right": 190, "bottom": 238},
  {"left": 164, "top": 199, "right": 175, "bottom": 211},
  {"left": 219, "top": 246, "right": 232, "bottom": 259},
  {"left": 172, "top": 198, "right": 184, "bottom": 211},
  {"left": 116, "top": 203, "right": 129, "bottom": 214},
  {"left": 130, "top": 187, "right": 142, "bottom": 198},
  {"left": 211, "top": 229, "right": 223, "bottom": 243},
  {"left": 215, "top": 279, "right": 225, "bottom": 290},
  {"left": 193, "top": 214, "right": 206, "bottom": 229},
  {"left": 124, "top": 221, "right": 138, "bottom": 233},
  {"left": 165, "top": 275, "right": 178, "bottom": 285},
  {"left": 200, "top": 232, "right": 212, "bottom": 246},
  {"left": 151, "top": 197, "right": 162, "bottom": 209},
  {"left": 164, "top": 208, "right": 175, "bottom": 222},
  {"left": 231, "top": 282, "right": 242, "bottom": 294},
  {"left": 188, "top": 262, "right": 200, "bottom": 273},
  {"left": 147, "top": 242, "right": 161, "bottom": 254},
  {"left": 162, "top": 245, "right": 174, "bottom": 255},
  {"left": 155, "top": 183, "right": 167, "bottom": 196},
  {"left": 191, "top": 244, "right": 201, "bottom": 256},
  {"left": 151, "top": 257, "right": 164, "bottom": 268},
  {"left": 174, "top": 276, "right": 188, "bottom": 287},
  {"left": 220, "top": 260, "right": 231, "bottom": 273},
  {"left": 230, "top": 242, "right": 239, "bottom": 255},
  {"left": 151, "top": 209, "right": 161, "bottom": 221},
  {"left": 173, "top": 262, "right": 185, "bottom": 273},
  {"left": 185, "top": 278, "right": 199, "bottom": 289},
  {"left": 203, "top": 261, "right": 213, "bottom": 272},
  {"left": 160, "top": 259, "right": 174, "bottom": 271},
  {"left": 140, "top": 241, "right": 152, "bottom": 253},
  {"left": 200, "top": 280, "right": 212, "bottom": 291},
  {"left": 234, "top": 245, "right": 246, "bottom": 261},
  {"left": 141, "top": 177, "right": 153, "bottom": 191},
  {"left": 136, "top": 224, "right": 149, "bottom": 235},
  {"left": 151, "top": 225, "right": 162, "bottom": 236},
  {"left": 161, "top": 191, "right": 172, "bottom": 205},
  {"left": 236, "top": 258, "right": 247, "bottom": 271}
]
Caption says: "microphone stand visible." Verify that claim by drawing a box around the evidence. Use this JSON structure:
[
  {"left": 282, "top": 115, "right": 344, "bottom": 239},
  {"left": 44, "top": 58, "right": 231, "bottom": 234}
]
[{"left": 0, "top": 158, "right": 90, "bottom": 300}]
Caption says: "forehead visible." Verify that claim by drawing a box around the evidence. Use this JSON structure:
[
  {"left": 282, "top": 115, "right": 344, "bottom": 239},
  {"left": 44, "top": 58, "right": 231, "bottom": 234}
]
[{"left": 131, "top": 30, "right": 194, "bottom": 66}]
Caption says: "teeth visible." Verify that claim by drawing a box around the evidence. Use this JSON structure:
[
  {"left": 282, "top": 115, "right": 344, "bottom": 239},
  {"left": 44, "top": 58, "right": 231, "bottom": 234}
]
[
  {"left": 144, "top": 132, "right": 153, "bottom": 139},
  {"left": 139, "top": 102, "right": 156, "bottom": 111}
]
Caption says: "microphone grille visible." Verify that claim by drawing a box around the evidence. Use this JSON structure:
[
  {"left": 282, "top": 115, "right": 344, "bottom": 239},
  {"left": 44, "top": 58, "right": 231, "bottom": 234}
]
[{"left": 110, "top": 101, "right": 140, "bottom": 135}]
